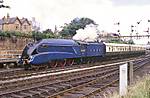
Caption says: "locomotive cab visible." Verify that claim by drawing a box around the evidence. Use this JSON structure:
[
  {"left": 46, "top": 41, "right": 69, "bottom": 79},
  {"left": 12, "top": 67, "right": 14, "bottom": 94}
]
[{"left": 18, "top": 42, "right": 36, "bottom": 65}]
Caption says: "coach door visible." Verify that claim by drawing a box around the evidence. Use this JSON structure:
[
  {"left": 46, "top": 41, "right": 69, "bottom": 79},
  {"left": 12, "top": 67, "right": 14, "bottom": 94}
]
[{"left": 80, "top": 44, "right": 87, "bottom": 56}]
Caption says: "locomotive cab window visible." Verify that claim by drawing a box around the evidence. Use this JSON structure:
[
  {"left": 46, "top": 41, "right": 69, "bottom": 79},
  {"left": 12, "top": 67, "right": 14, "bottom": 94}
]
[
  {"left": 32, "top": 49, "right": 38, "bottom": 55},
  {"left": 40, "top": 44, "right": 49, "bottom": 48}
]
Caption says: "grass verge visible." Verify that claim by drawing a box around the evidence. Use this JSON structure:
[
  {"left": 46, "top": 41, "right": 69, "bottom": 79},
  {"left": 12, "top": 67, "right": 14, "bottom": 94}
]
[{"left": 111, "top": 75, "right": 150, "bottom": 98}]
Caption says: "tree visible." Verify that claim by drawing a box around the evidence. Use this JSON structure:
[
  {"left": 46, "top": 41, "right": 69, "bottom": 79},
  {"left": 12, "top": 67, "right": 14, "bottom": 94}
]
[
  {"left": 43, "top": 29, "right": 53, "bottom": 34},
  {"left": 60, "top": 17, "right": 97, "bottom": 38},
  {"left": 127, "top": 39, "right": 135, "bottom": 44},
  {"left": 0, "top": 0, "right": 10, "bottom": 8}
]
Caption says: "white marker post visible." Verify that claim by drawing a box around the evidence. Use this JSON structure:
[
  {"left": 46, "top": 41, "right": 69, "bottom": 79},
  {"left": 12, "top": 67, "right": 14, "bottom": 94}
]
[
  {"left": 128, "top": 62, "right": 133, "bottom": 85},
  {"left": 119, "top": 63, "right": 128, "bottom": 96}
]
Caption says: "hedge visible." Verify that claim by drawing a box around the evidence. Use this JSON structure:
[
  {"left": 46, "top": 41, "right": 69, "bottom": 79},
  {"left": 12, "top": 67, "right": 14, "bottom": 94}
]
[{"left": 0, "top": 31, "right": 57, "bottom": 40}]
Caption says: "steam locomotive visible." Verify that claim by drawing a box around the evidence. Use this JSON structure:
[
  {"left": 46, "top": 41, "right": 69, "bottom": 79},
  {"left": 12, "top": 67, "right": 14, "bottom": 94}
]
[
  {"left": 19, "top": 39, "right": 106, "bottom": 69},
  {"left": 19, "top": 39, "right": 145, "bottom": 69}
]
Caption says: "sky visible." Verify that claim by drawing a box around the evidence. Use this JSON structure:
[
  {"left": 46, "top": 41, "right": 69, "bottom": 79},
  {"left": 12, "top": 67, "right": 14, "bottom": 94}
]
[{"left": 1, "top": 0, "right": 150, "bottom": 44}]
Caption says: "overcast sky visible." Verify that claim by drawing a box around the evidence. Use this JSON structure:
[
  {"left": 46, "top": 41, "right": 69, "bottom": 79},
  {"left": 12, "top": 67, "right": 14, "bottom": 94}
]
[
  {"left": 112, "top": 0, "right": 150, "bottom": 6},
  {"left": 1, "top": 0, "right": 150, "bottom": 38}
]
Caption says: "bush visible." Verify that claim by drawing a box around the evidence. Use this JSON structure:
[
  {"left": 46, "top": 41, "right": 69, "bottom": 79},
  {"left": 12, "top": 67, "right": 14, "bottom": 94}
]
[{"left": 0, "top": 31, "right": 57, "bottom": 40}]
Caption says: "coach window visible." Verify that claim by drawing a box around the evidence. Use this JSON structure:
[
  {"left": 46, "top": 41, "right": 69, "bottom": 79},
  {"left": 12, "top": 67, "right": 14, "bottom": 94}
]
[
  {"left": 116, "top": 47, "right": 118, "bottom": 51},
  {"left": 111, "top": 47, "right": 113, "bottom": 52},
  {"left": 109, "top": 47, "right": 111, "bottom": 51}
]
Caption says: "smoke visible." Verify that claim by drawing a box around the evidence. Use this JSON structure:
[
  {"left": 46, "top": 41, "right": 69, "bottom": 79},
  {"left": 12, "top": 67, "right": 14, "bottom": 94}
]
[{"left": 72, "top": 24, "right": 100, "bottom": 42}]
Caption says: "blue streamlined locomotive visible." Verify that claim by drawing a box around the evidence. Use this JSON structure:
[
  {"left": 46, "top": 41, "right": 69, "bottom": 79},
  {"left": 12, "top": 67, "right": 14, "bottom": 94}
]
[{"left": 19, "top": 39, "right": 106, "bottom": 69}]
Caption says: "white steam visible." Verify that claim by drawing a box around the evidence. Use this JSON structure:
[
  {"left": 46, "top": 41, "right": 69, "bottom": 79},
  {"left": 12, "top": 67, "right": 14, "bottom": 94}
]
[{"left": 72, "top": 24, "right": 100, "bottom": 42}]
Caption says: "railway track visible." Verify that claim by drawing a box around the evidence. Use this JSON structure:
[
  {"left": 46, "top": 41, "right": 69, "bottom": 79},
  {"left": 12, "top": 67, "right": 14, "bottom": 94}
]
[
  {"left": 0, "top": 55, "right": 149, "bottom": 98},
  {"left": 0, "top": 55, "right": 146, "bottom": 81},
  {"left": 54, "top": 57, "right": 149, "bottom": 98},
  {"left": 0, "top": 64, "right": 119, "bottom": 97}
]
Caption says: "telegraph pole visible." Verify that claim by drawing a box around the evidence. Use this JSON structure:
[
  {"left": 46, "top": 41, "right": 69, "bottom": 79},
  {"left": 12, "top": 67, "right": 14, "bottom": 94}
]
[
  {"left": 147, "top": 27, "right": 149, "bottom": 35},
  {"left": 136, "top": 20, "right": 142, "bottom": 39},
  {"left": 130, "top": 25, "right": 135, "bottom": 40}
]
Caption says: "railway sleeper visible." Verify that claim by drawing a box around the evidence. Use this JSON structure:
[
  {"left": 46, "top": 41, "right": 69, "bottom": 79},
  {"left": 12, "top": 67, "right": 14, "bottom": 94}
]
[
  {"left": 10, "top": 93, "right": 26, "bottom": 98},
  {"left": 70, "top": 80, "right": 91, "bottom": 87},
  {"left": 19, "top": 92, "right": 33, "bottom": 98},
  {"left": 37, "top": 88, "right": 50, "bottom": 94},
  {"left": 23, "top": 91, "right": 39, "bottom": 98},
  {"left": 28, "top": 90, "right": 41, "bottom": 96},
  {"left": 58, "top": 83, "right": 72, "bottom": 89},
  {"left": 33, "top": 89, "right": 48, "bottom": 96},
  {"left": 51, "top": 85, "right": 68, "bottom": 91},
  {"left": 74, "top": 87, "right": 99, "bottom": 95},
  {"left": 44, "top": 86, "right": 58, "bottom": 93}
]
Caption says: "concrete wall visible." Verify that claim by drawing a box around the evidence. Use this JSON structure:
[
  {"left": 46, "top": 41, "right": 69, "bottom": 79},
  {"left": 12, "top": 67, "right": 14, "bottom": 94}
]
[
  {"left": 0, "top": 37, "right": 32, "bottom": 50},
  {"left": 0, "top": 37, "right": 33, "bottom": 59}
]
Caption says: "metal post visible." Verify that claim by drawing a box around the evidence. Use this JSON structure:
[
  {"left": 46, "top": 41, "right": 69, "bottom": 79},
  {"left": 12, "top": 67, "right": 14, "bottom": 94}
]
[
  {"left": 130, "top": 25, "right": 134, "bottom": 40},
  {"left": 119, "top": 63, "right": 128, "bottom": 96},
  {"left": 128, "top": 62, "right": 133, "bottom": 85},
  {"left": 136, "top": 20, "right": 142, "bottom": 39}
]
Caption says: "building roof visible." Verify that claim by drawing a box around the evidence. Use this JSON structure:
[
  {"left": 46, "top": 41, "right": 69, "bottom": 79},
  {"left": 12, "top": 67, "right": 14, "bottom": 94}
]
[
  {"left": 0, "top": 16, "right": 30, "bottom": 25},
  {"left": 6, "top": 17, "right": 17, "bottom": 24},
  {"left": 0, "top": 17, "right": 22, "bottom": 24},
  {"left": 20, "top": 18, "right": 31, "bottom": 25}
]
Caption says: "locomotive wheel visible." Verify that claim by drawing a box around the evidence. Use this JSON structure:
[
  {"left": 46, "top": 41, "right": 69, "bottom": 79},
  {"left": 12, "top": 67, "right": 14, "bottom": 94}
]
[
  {"left": 57, "top": 60, "right": 66, "bottom": 67},
  {"left": 49, "top": 60, "right": 57, "bottom": 68},
  {"left": 66, "top": 59, "right": 74, "bottom": 66},
  {"left": 86, "top": 58, "right": 92, "bottom": 64}
]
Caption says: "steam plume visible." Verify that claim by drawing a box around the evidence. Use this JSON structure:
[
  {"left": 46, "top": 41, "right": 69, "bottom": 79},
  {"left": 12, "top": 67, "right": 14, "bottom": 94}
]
[{"left": 72, "top": 24, "right": 100, "bottom": 42}]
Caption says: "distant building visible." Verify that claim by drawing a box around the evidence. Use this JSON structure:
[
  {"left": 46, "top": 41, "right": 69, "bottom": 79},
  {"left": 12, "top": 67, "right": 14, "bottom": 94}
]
[
  {"left": 0, "top": 14, "right": 32, "bottom": 33},
  {"left": 31, "top": 17, "right": 40, "bottom": 32}
]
